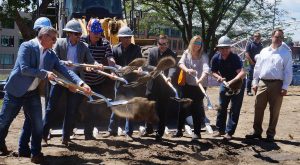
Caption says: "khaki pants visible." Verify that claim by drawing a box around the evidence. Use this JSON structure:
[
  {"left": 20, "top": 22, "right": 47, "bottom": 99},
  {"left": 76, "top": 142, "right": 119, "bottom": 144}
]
[{"left": 253, "top": 80, "right": 283, "bottom": 137}]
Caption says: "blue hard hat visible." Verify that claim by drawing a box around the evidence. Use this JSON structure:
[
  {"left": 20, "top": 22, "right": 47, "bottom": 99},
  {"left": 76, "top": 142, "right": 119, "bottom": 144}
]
[
  {"left": 33, "top": 17, "right": 52, "bottom": 31},
  {"left": 88, "top": 19, "right": 103, "bottom": 34}
]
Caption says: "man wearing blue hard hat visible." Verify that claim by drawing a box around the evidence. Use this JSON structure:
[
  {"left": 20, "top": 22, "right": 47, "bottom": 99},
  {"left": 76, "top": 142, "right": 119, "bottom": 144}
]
[{"left": 80, "top": 18, "right": 114, "bottom": 140}]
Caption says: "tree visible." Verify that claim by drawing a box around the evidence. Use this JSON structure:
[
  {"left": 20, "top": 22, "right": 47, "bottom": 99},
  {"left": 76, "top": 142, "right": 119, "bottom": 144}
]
[
  {"left": 139, "top": 0, "right": 289, "bottom": 57},
  {"left": 0, "top": 0, "right": 53, "bottom": 40}
]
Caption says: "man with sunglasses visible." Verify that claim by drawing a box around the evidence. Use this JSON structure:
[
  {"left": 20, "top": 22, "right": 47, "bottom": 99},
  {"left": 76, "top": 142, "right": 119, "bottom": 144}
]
[
  {"left": 43, "top": 19, "right": 102, "bottom": 146},
  {"left": 211, "top": 35, "right": 246, "bottom": 141},
  {"left": 144, "top": 34, "right": 177, "bottom": 141},
  {"left": 245, "top": 29, "right": 292, "bottom": 142},
  {"left": 0, "top": 27, "right": 90, "bottom": 163},
  {"left": 245, "top": 32, "right": 263, "bottom": 96}
]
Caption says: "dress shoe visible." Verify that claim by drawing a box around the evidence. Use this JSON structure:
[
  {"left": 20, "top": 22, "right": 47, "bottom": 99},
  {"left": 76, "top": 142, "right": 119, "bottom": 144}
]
[
  {"left": 213, "top": 131, "right": 225, "bottom": 137},
  {"left": 191, "top": 134, "right": 201, "bottom": 141},
  {"left": 31, "top": 153, "right": 44, "bottom": 164},
  {"left": 12, "top": 151, "right": 31, "bottom": 158},
  {"left": 155, "top": 134, "right": 162, "bottom": 141},
  {"left": 0, "top": 144, "right": 10, "bottom": 155},
  {"left": 62, "top": 139, "right": 70, "bottom": 146},
  {"left": 125, "top": 134, "right": 133, "bottom": 142},
  {"left": 172, "top": 131, "right": 183, "bottom": 138},
  {"left": 245, "top": 133, "right": 262, "bottom": 139},
  {"left": 223, "top": 134, "right": 232, "bottom": 141},
  {"left": 265, "top": 135, "right": 275, "bottom": 142}
]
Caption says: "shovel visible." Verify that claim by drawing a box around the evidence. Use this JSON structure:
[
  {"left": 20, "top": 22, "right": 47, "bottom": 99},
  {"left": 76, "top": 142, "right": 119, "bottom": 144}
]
[
  {"left": 123, "top": 56, "right": 176, "bottom": 88},
  {"left": 52, "top": 77, "right": 128, "bottom": 107},
  {"left": 193, "top": 74, "right": 214, "bottom": 110},
  {"left": 159, "top": 72, "right": 191, "bottom": 103}
]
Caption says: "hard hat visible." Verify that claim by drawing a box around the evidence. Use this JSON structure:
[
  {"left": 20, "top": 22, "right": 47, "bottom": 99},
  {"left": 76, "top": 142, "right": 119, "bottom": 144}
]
[
  {"left": 87, "top": 19, "right": 103, "bottom": 34},
  {"left": 63, "top": 19, "right": 82, "bottom": 33},
  {"left": 216, "top": 36, "right": 232, "bottom": 47},
  {"left": 117, "top": 26, "right": 133, "bottom": 37},
  {"left": 33, "top": 17, "right": 52, "bottom": 31}
]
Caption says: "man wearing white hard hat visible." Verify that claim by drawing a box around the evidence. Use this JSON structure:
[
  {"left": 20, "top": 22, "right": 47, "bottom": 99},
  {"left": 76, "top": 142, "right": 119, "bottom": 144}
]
[
  {"left": 42, "top": 19, "right": 102, "bottom": 146},
  {"left": 211, "top": 35, "right": 246, "bottom": 141},
  {"left": 106, "top": 26, "right": 142, "bottom": 141}
]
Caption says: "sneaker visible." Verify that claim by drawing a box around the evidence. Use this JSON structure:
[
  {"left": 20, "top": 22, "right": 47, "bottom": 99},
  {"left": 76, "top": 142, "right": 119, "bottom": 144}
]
[
  {"left": 223, "top": 134, "right": 232, "bottom": 141},
  {"left": 245, "top": 133, "right": 262, "bottom": 139},
  {"left": 31, "top": 153, "right": 44, "bottom": 164},
  {"left": 264, "top": 135, "right": 275, "bottom": 142},
  {"left": 172, "top": 131, "right": 183, "bottom": 138},
  {"left": 247, "top": 92, "right": 253, "bottom": 96},
  {"left": 192, "top": 134, "right": 201, "bottom": 141},
  {"left": 213, "top": 131, "right": 225, "bottom": 137},
  {"left": 0, "top": 144, "right": 10, "bottom": 155}
]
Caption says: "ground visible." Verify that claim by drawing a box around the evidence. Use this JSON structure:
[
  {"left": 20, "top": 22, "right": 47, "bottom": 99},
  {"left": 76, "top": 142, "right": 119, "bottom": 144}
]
[{"left": 0, "top": 86, "right": 299, "bottom": 165}]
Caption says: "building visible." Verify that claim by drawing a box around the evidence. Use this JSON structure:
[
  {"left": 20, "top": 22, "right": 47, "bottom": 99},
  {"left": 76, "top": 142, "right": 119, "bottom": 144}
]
[{"left": 0, "top": 12, "right": 30, "bottom": 69}]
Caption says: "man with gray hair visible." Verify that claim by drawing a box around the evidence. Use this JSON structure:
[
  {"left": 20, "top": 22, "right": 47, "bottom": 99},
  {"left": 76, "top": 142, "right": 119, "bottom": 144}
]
[{"left": 0, "top": 26, "right": 91, "bottom": 164}]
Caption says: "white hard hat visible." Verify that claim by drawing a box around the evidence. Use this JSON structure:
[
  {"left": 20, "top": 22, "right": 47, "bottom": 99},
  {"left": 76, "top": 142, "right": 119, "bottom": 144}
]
[
  {"left": 217, "top": 36, "right": 232, "bottom": 47},
  {"left": 33, "top": 17, "right": 52, "bottom": 31},
  {"left": 63, "top": 19, "right": 82, "bottom": 33},
  {"left": 117, "top": 26, "right": 133, "bottom": 37}
]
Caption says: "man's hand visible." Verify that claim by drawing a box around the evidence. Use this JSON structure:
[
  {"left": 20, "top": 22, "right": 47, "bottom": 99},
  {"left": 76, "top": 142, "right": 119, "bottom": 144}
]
[
  {"left": 46, "top": 71, "right": 57, "bottom": 81},
  {"left": 281, "top": 89, "right": 287, "bottom": 96},
  {"left": 81, "top": 83, "right": 92, "bottom": 95},
  {"left": 85, "top": 67, "right": 93, "bottom": 72},
  {"left": 252, "top": 85, "right": 258, "bottom": 95},
  {"left": 64, "top": 60, "right": 73, "bottom": 67},
  {"left": 109, "top": 72, "right": 118, "bottom": 80},
  {"left": 96, "top": 63, "right": 104, "bottom": 70}
]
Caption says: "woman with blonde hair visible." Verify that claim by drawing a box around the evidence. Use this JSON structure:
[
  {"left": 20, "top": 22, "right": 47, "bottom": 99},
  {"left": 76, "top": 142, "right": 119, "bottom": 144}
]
[{"left": 173, "top": 35, "right": 210, "bottom": 140}]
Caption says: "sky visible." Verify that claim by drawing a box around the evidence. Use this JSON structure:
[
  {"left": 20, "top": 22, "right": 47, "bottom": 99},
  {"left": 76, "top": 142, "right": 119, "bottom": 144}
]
[
  {"left": 0, "top": 0, "right": 299, "bottom": 41},
  {"left": 270, "top": 0, "right": 300, "bottom": 41}
]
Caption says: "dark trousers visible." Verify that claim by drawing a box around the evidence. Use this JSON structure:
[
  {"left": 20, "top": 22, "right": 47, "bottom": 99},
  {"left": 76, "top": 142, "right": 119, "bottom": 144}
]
[
  {"left": 216, "top": 81, "right": 245, "bottom": 135},
  {"left": 246, "top": 65, "right": 254, "bottom": 93},
  {"left": 155, "top": 99, "right": 171, "bottom": 137},
  {"left": 176, "top": 85, "right": 205, "bottom": 135},
  {"left": 43, "top": 85, "right": 83, "bottom": 140}
]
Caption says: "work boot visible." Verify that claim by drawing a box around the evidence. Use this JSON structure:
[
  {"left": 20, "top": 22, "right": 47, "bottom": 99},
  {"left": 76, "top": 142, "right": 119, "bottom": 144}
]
[{"left": 31, "top": 153, "right": 44, "bottom": 164}]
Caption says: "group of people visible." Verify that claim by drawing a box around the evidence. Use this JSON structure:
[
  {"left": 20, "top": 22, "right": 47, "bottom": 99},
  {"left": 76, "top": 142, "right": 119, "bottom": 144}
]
[{"left": 0, "top": 16, "right": 293, "bottom": 164}]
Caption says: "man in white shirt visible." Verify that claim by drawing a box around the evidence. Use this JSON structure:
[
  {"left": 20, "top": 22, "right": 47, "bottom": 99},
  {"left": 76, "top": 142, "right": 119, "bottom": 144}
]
[{"left": 245, "top": 29, "right": 293, "bottom": 142}]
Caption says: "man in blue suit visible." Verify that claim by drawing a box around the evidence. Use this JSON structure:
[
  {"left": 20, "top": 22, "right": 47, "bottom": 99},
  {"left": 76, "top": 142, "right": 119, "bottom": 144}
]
[{"left": 0, "top": 27, "right": 91, "bottom": 164}]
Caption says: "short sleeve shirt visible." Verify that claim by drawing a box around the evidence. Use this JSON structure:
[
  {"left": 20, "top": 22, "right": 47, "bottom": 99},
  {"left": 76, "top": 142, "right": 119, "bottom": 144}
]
[
  {"left": 211, "top": 52, "right": 243, "bottom": 81},
  {"left": 246, "top": 42, "right": 263, "bottom": 62}
]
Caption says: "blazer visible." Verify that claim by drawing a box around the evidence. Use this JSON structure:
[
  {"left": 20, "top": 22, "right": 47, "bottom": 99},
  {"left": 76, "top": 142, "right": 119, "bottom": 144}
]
[
  {"left": 5, "top": 39, "right": 82, "bottom": 97},
  {"left": 54, "top": 38, "right": 95, "bottom": 78}
]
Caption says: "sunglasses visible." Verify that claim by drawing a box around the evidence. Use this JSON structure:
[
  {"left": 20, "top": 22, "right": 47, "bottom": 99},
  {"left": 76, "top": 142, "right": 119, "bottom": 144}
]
[
  {"left": 72, "top": 32, "right": 82, "bottom": 36},
  {"left": 158, "top": 42, "right": 168, "bottom": 46},
  {"left": 194, "top": 41, "right": 203, "bottom": 46}
]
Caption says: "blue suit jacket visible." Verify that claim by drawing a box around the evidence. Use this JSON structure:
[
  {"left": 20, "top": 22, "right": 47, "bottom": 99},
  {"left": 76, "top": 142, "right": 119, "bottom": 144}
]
[{"left": 5, "top": 38, "right": 82, "bottom": 97}]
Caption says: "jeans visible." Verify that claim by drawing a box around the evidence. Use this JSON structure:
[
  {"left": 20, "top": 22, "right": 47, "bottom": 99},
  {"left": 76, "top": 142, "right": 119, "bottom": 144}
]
[
  {"left": 18, "top": 118, "right": 31, "bottom": 155},
  {"left": 216, "top": 80, "right": 245, "bottom": 135},
  {"left": 246, "top": 65, "right": 254, "bottom": 93},
  {"left": 108, "top": 112, "right": 133, "bottom": 135},
  {"left": 0, "top": 90, "right": 43, "bottom": 156},
  {"left": 43, "top": 85, "right": 83, "bottom": 140}
]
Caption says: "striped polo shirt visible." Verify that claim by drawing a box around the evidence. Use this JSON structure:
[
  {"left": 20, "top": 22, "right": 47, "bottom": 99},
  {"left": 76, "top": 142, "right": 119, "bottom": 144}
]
[{"left": 81, "top": 36, "right": 113, "bottom": 85}]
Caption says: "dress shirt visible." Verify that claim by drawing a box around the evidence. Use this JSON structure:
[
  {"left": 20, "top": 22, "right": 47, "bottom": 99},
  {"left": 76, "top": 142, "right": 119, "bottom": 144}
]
[
  {"left": 66, "top": 40, "right": 78, "bottom": 70},
  {"left": 28, "top": 38, "right": 48, "bottom": 91},
  {"left": 252, "top": 44, "right": 293, "bottom": 90}
]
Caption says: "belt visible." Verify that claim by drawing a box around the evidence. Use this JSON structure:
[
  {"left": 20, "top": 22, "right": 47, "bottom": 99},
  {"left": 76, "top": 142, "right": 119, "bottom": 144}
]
[{"left": 260, "top": 79, "right": 282, "bottom": 82}]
